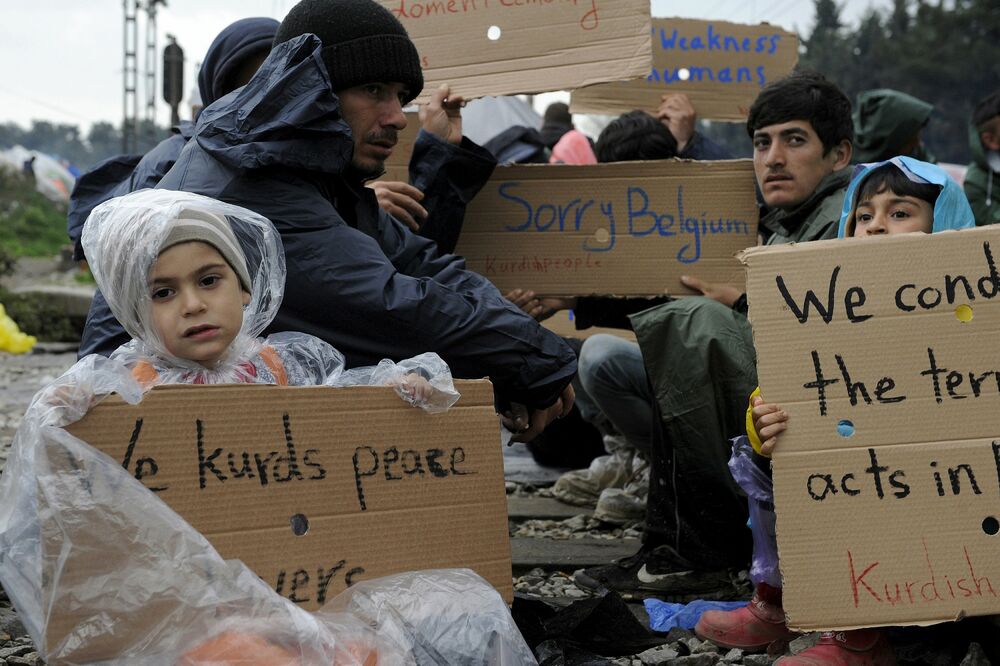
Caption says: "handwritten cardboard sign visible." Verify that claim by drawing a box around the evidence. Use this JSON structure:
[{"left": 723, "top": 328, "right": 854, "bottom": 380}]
[
  {"left": 455, "top": 160, "right": 759, "bottom": 297},
  {"left": 378, "top": 0, "right": 651, "bottom": 103},
  {"left": 61, "top": 381, "right": 509, "bottom": 613},
  {"left": 571, "top": 18, "right": 798, "bottom": 121},
  {"left": 741, "top": 227, "right": 1000, "bottom": 630}
]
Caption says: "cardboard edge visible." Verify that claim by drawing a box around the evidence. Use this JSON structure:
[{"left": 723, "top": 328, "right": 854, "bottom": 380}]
[{"left": 785, "top": 613, "right": 962, "bottom": 633}]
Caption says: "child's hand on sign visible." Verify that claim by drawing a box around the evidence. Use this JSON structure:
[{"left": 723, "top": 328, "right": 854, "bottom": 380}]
[
  {"left": 751, "top": 394, "right": 789, "bottom": 456},
  {"left": 397, "top": 373, "right": 435, "bottom": 404}
]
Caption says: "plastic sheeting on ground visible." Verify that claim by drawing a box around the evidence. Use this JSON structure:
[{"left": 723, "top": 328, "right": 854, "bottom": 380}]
[
  {"left": 0, "top": 352, "right": 532, "bottom": 664},
  {"left": 642, "top": 599, "right": 747, "bottom": 633}
]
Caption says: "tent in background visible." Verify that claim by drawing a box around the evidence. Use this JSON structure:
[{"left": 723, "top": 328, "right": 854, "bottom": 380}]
[{"left": 0, "top": 145, "right": 76, "bottom": 205}]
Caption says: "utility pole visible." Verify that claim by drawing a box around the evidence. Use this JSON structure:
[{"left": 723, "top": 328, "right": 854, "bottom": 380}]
[
  {"left": 122, "top": 0, "right": 167, "bottom": 153},
  {"left": 145, "top": 0, "right": 167, "bottom": 145},
  {"left": 122, "top": 0, "right": 139, "bottom": 153}
]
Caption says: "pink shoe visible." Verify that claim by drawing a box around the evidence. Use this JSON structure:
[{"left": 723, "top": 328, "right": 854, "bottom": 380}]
[
  {"left": 695, "top": 583, "right": 794, "bottom": 651},
  {"left": 776, "top": 629, "right": 896, "bottom": 665}
]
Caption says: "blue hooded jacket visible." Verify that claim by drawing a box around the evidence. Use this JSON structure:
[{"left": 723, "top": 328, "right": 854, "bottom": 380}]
[
  {"left": 197, "top": 17, "right": 279, "bottom": 109},
  {"left": 837, "top": 156, "right": 976, "bottom": 238},
  {"left": 67, "top": 18, "right": 280, "bottom": 259},
  {"left": 81, "top": 34, "right": 573, "bottom": 409}
]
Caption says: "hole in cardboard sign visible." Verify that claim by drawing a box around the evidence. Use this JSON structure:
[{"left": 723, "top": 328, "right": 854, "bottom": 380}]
[
  {"left": 290, "top": 513, "right": 309, "bottom": 536},
  {"left": 956, "top": 304, "right": 974, "bottom": 323},
  {"left": 983, "top": 516, "right": 999, "bottom": 536},
  {"left": 677, "top": 68, "right": 691, "bottom": 81},
  {"left": 594, "top": 228, "right": 610, "bottom": 244},
  {"left": 487, "top": 25, "right": 501, "bottom": 41},
  {"left": 836, "top": 420, "right": 855, "bottom": 438}
]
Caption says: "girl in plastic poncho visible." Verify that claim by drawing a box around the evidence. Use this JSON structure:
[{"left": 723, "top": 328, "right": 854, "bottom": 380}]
[
  {"left": 83, "top": 188, "right": 458, "bottom": 404},
  {"left": 694, "top": 157, "right": 976, "bottom": 665},
  {"left": 0, "top": 190, "right": 539, "bottom": 665}
]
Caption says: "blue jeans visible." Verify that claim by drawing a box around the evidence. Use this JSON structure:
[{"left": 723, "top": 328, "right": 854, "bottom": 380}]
[{"left": 577, "top": 334, "right": 654, "bottom": 454}]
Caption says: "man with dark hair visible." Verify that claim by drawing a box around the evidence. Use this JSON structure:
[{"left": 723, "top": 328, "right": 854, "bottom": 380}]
[
  {"left": 965, "top": 90, "right": 1000, "bottom": 226},
  {"left": 574, "top": 71, "right": 853, "bottom": 594},
  {"left": 144, "top": 0, "right": 576, "bottom": 440},
  {"left": 593, "top": 94, "right": 730, "bottom": 164},
  {"left": 595, "top": 110, "right": 678, "bottom": 163}
]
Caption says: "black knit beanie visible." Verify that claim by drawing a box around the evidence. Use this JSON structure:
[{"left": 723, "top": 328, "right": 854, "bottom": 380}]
[{"left": 274, "top": 0, "right": 423, "bottom": 103}]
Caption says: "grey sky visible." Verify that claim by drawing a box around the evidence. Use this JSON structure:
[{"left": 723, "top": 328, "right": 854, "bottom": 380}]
[{"left": 0, "top": 1, "right": 890, "bottom": 132}]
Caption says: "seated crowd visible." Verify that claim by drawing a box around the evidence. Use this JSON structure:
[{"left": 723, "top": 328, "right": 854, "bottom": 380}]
[{"left": 14, "top": 0, "right": 1000, "bottom": 663}]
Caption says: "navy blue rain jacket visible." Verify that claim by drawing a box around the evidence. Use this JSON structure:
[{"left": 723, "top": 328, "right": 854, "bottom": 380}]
[
  {"left": 197, "top": 17, "right": 279, "bottom": 108},
  {"left": 66, "top": 123, "right": 195, "bottom": 260},
  {"left": 81, "top": 34, "right": 576, "bottom": 409}
]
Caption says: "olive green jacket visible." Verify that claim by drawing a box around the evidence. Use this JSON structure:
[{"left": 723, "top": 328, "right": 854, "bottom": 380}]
[
  {"left": 964, "top": 122, "right": 1000, "bottom": 227},
  {"left": 852, "top": 89, "right": 934, "bottom": 164},
  {"left": 759, "top": 168, "right": 852, "bottom": 245}
]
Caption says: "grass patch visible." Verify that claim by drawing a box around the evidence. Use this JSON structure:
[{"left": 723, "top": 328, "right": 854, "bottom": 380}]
[
  {"left": 0, "top": 166, "right": 68, "bottom": 257},
  {"left": 0, "top": 288, "right": 79, "bottom": 342}
]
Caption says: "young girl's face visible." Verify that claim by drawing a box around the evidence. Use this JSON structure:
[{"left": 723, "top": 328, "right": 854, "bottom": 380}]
[
  {"left": 148, "top": 241, "right": 250, "bottom": 367},
  {"left": 852, "top": 189, "right": 934, "bottom": 237}
]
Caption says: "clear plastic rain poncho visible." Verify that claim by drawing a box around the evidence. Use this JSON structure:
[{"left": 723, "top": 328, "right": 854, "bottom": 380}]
[
  {"left": 0, "top": 359, "right": 533, "bottom": 663},
  {"left": 0, "top": 191, "right": 538, "bottom": 663},
  {"left": 80, "top": 188, "right": 459, "bottom": 409}
]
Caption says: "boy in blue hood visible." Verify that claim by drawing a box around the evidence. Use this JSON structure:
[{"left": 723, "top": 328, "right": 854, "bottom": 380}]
[{"left": 695, "top": 157, "right": 975, "bottom": 664}]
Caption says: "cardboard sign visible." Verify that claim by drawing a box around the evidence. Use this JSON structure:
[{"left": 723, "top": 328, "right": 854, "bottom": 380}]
[
  {"left": 379, "top": 0, "right": 651, "bottom": 102},
  {"left": 62, "top": 381, "right": 510, "bottom": 611},
  {"left": 741, "top": 227, "right": 1000, "bottom": 630},
  {"left": 455, "top": 160, "right": 759, "bottom": 297},
  {"left": 571, "top": 18, "right": 798, "bottom": 121}
]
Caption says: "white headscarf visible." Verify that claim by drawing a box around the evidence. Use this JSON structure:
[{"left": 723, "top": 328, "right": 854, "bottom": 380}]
[{"left": 83, "top": 189, "right": 285, "bottom": 381}]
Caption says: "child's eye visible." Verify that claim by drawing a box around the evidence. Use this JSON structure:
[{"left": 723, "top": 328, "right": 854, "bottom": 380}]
[
  {"left": 856, "top": 213, "right": 873, "bottom": 222},
  {"left": 890, "top": 210, "right": 911, "bottom": 219},
  {"left": 787, "top": 135, "right": 805, "bottom": 146},
  {"left": 151, "top": 287, "right": 173, "bottom": 300},
  {"left": 200, "top": 274, "right": 221, "bottom": 287}
]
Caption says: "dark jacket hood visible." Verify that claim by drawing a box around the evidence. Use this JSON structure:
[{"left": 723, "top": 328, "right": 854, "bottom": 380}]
[
  {"left": 852, "top": 89, "right": 933, "bottom": 163},
  {"left": 969, "top": 121, "right": 991, "bottom": 170},
  {"left": 539, "top": 121, "right": 572, "bottom": 150},
  {"left": 193, "top": 33, "right": 354, "bottom": 174},
  {"left": 197, "top": 17, "right": 279, "bottom": 106}
]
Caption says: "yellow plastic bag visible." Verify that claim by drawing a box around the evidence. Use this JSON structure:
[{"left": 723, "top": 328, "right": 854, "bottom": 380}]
[{"left": 0, "top": 303, "right": 37, "bottom": 354}]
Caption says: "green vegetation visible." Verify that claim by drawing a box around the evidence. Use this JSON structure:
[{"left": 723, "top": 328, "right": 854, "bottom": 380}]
[
  {"left": 0, "top": 290, "right": 78, "bottom": 342},
  {"left": 0, "top": 171, "right": 79, "bottom": 341},
  {"left": 0, "top": 167, "right": 69, "bottom": 257}
]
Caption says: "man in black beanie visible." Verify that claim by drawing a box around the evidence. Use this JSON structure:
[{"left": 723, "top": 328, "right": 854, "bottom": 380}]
[{"left": 115, "top": 0, "right": 574, "bottom": 440}]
